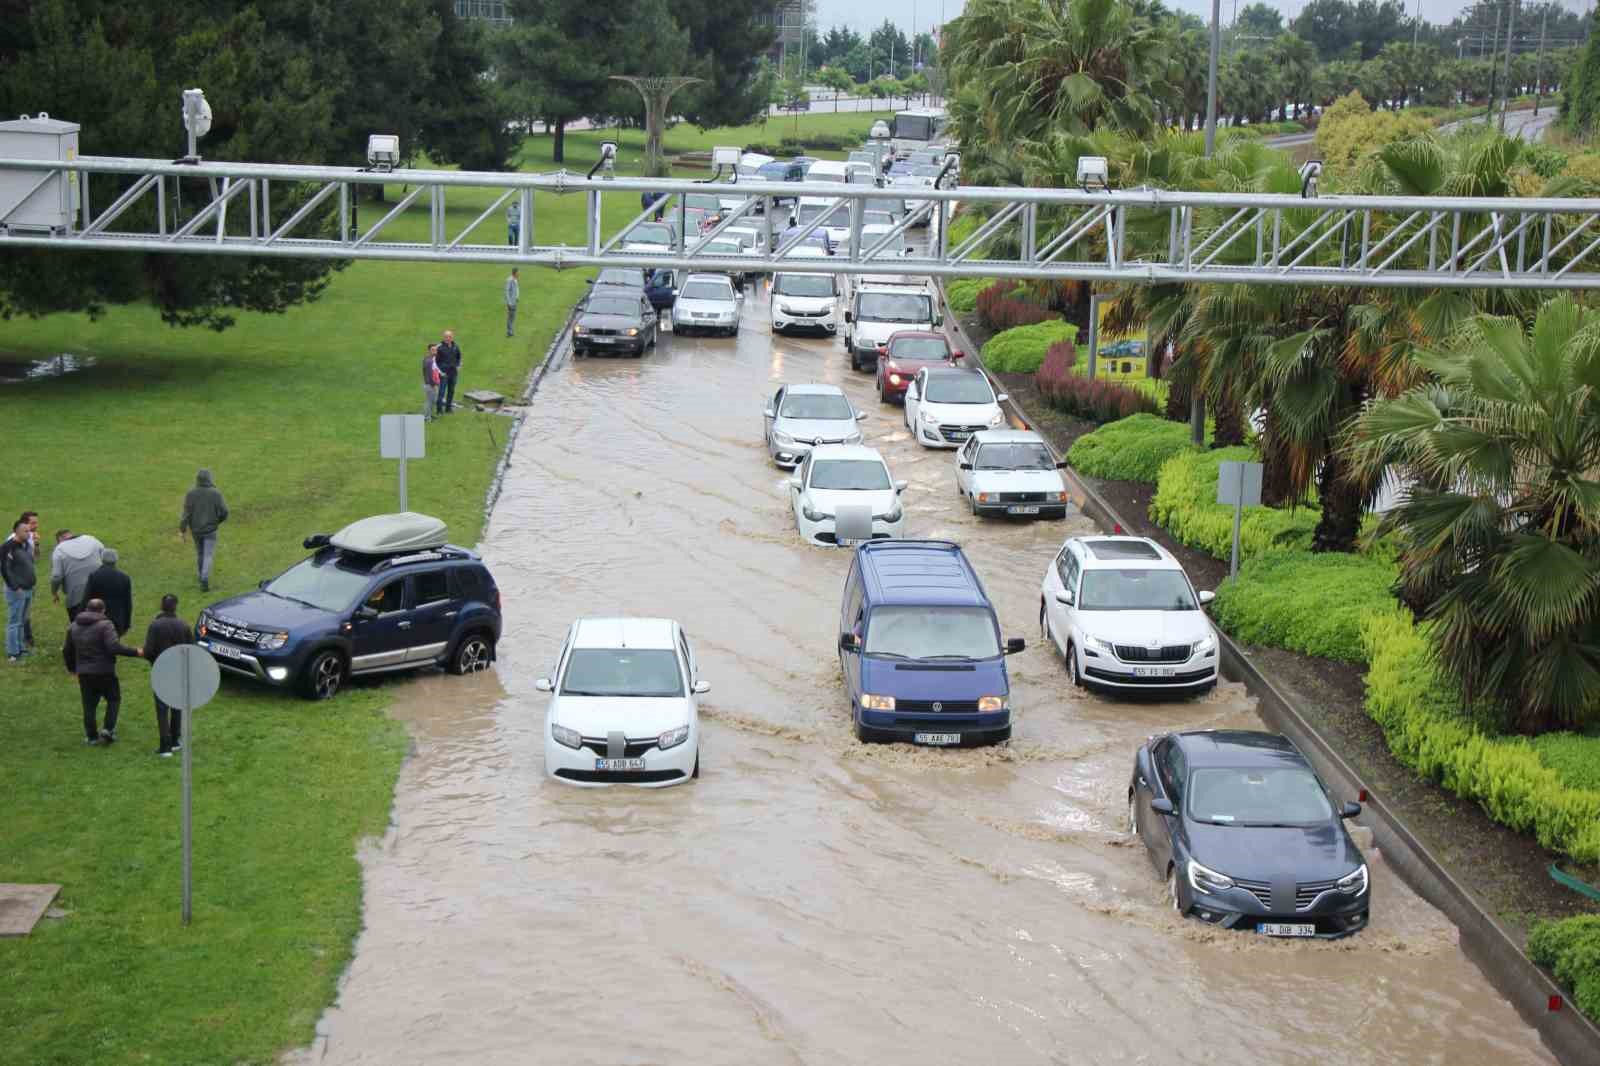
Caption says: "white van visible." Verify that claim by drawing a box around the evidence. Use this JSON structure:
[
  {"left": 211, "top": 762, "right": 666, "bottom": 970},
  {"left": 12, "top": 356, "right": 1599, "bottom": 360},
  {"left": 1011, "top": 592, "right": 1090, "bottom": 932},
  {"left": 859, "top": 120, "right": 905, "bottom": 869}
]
[
  {"left": 771, "top": 272, "right": 843, "bottom": 335},
  {"left": 843, "top": 279, "right": 940, "bottom": 372},
  {"left": 804, "top": 160, "right": 850, "bottom": 185}
]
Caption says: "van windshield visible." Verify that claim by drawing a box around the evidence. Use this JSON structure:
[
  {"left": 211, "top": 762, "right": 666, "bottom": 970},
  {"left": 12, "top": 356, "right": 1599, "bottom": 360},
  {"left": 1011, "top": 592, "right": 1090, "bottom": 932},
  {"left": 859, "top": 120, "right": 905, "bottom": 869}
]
[
  {"left": 856, "top": 293, "right": 930, "bottom": 322},
  {"left": 865, "top": 605, "right": 1000, "bottom": 660},
  {"left": 774, "top": 275, "right": 833, "bottom": 297}
]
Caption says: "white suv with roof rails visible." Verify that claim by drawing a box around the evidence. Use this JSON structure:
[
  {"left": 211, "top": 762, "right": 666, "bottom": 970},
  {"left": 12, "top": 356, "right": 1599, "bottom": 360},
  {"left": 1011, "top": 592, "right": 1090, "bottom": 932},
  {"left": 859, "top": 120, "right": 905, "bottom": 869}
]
[{"left": 1039, "top": 535, "right": 1219, "bottom": 695}]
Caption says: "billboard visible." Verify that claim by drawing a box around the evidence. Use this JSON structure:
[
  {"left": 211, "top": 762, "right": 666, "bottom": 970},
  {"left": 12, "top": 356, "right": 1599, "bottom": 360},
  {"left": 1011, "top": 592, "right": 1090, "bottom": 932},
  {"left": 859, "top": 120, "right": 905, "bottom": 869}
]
[{"left": 1093, "top": 299, "right": 1149, "bottom": 382}]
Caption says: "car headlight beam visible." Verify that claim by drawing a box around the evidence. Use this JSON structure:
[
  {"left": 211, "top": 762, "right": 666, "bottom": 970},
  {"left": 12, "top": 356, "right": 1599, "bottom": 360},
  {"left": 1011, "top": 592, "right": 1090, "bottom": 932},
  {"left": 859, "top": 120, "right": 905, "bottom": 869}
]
[
  {"left": 551, "top": 724, "right": 582, "bottom": 750},
  {"left": 1187, "top": 858, "right": 1235, "bottom": 896},
  {"left": 257, "top": 631, "right": 289, "bottom": 651},
  {"left": 1336, "top": 864, "right": 1368, "bottom": 896},
  {"left": 658, "top": 725, "right": 691, "bottom": 750},
  {"left": 977, "top": 695, "right": 1006, "bottom": 712},
  {"left": 861, "top": 693, "right": 896, "bottom": 710}
]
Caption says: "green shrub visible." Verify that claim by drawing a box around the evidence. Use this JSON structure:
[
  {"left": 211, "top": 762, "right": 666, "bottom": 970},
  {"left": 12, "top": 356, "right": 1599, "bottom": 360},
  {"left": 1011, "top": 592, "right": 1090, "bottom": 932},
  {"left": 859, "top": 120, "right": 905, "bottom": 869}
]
[
  {"left": 945, "top": 276, "right": 995, "bottom": 314},
  {"left": 1211, "top": 551, "right": 1399, "bottom": 662},
  {"left": 981, "top": 319, "right": 1076, "bottom": 374},
  {"left": 1067, "top": 413, "right": 1199, "bottom": 482},
  {"left": 1532, "top": 732, "right": 1600, "bottom": 792},
  {"left": 1149, "top": 447, "right": 1319, "bottom": 561},
  {"left": 946, "top": 213, "right": 981, "bottom": 250},
  {"left": 1529, "top": 916, "right": 1600, "bottom": 1023},
  {"left": 1360, "top": 609, "right": 1600, "bottom": 863}
]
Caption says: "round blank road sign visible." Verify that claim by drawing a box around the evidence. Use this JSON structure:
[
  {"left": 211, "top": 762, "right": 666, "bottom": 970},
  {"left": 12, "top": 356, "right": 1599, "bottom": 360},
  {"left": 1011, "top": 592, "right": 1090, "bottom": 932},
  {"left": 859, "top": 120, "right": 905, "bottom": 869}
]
[{"left": 151, "top": 645, "right": 222, "bottom": 711}]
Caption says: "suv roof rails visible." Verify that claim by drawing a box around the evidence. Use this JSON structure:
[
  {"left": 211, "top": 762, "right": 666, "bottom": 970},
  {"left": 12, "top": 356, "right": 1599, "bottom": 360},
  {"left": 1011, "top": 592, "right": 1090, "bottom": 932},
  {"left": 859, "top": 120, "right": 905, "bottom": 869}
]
[{"left": 369, "top": 546, "right": 473, "bottom": 573}]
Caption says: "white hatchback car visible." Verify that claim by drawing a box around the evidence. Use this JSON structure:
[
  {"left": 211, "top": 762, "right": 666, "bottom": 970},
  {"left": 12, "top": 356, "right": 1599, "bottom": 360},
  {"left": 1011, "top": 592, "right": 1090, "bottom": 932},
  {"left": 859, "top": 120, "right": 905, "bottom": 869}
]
[
  {"left": 904, "top": 366, "right": 1007, "bottom": 448},
  {"left": 1039, "top": 536, "right": 1219, "bottom": 695},
  {"left": 538, "top": 617, "right": 707, "bottom": 787},
  {"left": 671, "top": 273, "right": 741, "bottom": 336},
  {"left": 789, "top": 444, "right": 907, "bottom": 546},
  {"left": 955, "top": 430, "right": 1070, "bottom": 519}
]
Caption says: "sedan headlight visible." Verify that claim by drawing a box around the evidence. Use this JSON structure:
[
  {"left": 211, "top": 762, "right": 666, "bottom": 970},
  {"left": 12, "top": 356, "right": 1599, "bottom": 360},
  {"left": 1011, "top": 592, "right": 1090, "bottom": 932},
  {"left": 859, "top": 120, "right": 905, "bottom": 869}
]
[
  {"left": 551, "top": 724, "right": 582, "bottom": 750},
  {"left": 988, "top": 410, "right": 1006, "bottom": 427},
  {"left": 256, "top": 631, "right": 289, "bottom": 652},
  {"left": 658, "top": 725, "right": 691, "bottom": 750},
  {"left": 921, "top": 410, "right": 938, "bottom": 424},
  {"left": 772, "top": 430, "right": 796, "bottom": 446},
  {"left": 977, "top": 695, "right": 1006, "bottom": 712},
  {"left": 874, "top": 501, "right": 903, "bottom": 522},
  {"left": 625, "top": 327, "right": 640, "bottom": 336},
  {"left": 1194, "top": 633, "right": 1217, "bottom": 655},
  {"left": 1336, "top": 864, "right": 1369, "bottom": 896},
  {"left": 1086, "top": 635, "right": 1116, "bottom": 653},
  {"left": 1187, "top": 858, "right": 1235, "bottom": 896},
  {"left": 802, "top": 503, "right": 833, "bottom": 522},
  {"left": 861, "top": 693, "right": 896, "bottom": 710},
  {"left": 573, "top": 324, "right": 589, "bottom": 335},
  {"left": 844, "top": 430, "right": 864, "bottom": 445}
]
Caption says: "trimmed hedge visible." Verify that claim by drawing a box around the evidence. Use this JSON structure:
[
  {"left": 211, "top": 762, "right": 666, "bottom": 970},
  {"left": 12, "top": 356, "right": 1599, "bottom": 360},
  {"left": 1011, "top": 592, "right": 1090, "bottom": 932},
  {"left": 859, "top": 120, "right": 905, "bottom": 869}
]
[
  {"left": 1149, "top": 447, "right": 1318, "bottom": 561},
  {"left": 945, "top": 213, "right": 981, "bottom": 251},
  {"left": 982, "top": 319, "right": 1076, "bottom": 374},
  {"left": 1067, "top": 413, "right": 1198, "bottom": 482},
  {"left": 1211, "top": 551, "right": 1399, "bottom": 662},
  {"left": 1359, "top": 609, "right": 1600, "bottom": 864},
  {"left": 1532, "top": 732, "right": 1600, "bottom": 792},
  {"left": 945, "top": 276, "right": 995, "bottom": 314},
  {"left": 1529, "top": 916, "right": 1600, "bottom": 1024}
]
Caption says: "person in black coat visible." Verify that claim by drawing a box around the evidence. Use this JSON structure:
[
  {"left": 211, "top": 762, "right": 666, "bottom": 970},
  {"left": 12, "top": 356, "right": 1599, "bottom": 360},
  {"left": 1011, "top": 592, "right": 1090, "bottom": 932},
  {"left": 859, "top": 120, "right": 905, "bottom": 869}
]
[
  {"left": 143, "top": 593, "right": 194, "bottom": 756},
  {"left": 84, "top": 548, "right": 133, "bottom": 636}
]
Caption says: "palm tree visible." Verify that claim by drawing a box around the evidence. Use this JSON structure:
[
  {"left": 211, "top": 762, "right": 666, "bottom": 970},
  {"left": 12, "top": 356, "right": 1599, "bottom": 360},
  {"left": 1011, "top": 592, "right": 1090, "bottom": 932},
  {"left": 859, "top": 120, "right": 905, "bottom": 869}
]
[{"left": 1349, "top": 295, "right": 1600, "bottom": 735}]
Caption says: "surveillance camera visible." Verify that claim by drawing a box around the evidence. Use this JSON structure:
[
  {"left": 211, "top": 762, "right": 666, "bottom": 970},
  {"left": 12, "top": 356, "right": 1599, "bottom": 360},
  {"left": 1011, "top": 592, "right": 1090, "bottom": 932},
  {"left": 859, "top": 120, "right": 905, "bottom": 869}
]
[
  {"left": 367, "top": 134, "right": 400, "bottom": 172},
  {"left": 1076, "top": 155, "right": 1110, "bottom": 191}
]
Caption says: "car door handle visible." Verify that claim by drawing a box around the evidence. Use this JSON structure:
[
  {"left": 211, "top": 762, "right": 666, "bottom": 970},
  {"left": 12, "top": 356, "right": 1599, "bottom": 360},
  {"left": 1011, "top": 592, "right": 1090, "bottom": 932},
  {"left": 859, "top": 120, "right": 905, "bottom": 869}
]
[
  {"left": 397, "top": 621, "right": 412, "bottom": 630},
  {"left": 443, "top": 611, "right": 457, "bottom": 618}
]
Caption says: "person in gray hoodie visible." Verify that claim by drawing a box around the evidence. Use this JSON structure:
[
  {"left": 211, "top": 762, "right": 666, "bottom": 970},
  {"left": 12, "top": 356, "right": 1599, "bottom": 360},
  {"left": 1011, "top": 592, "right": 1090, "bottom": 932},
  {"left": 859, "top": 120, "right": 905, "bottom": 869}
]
[
  {"left": 179, "top": 468, "right": 229, "bottom": 592},
  {"left": 63, "top": 597, "right": 143, "bottom": 744},
  {"left": 50, "top": 529, "right": 105, "bottom": 622}
]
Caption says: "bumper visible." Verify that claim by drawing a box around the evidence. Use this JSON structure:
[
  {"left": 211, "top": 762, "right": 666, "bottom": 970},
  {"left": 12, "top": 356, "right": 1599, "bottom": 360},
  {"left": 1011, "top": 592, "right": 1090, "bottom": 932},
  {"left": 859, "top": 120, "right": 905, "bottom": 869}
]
[
  {"left": 770, "top": 442, "right": 813, "bottom": 468},
  {"left": 1185, "top": 889, "right": 1371, "bottom": 939},
  {"left": 1081, "top": 652, "right": 1218, "bottom": 691},
  {"left": 545, "top": 735, "right": 696, "bottom": 788},
  {"left": 197, "top": 637, "right": 299, "bottom": 687},
  {"left": 797, "top": 513, "right": 905, "bottom": 546},
  {"left": 772, "top": 310, "right": 838, "bottom": 333},
  {"left": 672, "top": 315, "right": 738, "bottom": 334},
  {"left": 858, "top": 708, "right": 1011, "bottom": 746},
  {"left": 972, "top": 501, "right": 1069, "bottom": 519},
  {"left": 913, "top": 420, "right": 967, "bottom": 449},
  {"left": 574, "top": 336, "right": 646, "bottom": 355}
]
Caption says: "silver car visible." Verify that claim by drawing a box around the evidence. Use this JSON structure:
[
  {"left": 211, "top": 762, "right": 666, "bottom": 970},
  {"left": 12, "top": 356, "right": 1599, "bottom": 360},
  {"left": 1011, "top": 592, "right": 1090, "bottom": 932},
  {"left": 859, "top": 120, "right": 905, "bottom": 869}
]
[
  {"left": 762, "top": 383, "right": 867, "bottom": 467},
  {"left": 670, "top": 273, "right": 742, "bottom": 337}
]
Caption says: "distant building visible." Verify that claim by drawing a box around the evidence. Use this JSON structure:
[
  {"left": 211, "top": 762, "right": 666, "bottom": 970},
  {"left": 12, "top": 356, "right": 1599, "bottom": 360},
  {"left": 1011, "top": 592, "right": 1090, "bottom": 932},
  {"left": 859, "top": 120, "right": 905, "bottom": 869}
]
[
  {"left": 454, "top": 0, "right": 512, "bottom": 25},
  {"left": 758, "top": 1, "right": 806, "bottom": 64}
]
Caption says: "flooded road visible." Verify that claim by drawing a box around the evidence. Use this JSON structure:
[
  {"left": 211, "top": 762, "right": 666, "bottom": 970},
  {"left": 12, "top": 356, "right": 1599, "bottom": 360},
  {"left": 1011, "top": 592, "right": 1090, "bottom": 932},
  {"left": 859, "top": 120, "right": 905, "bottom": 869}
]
[{"left": 294, "top": 282, "right": 1553, "bottom": 1065}]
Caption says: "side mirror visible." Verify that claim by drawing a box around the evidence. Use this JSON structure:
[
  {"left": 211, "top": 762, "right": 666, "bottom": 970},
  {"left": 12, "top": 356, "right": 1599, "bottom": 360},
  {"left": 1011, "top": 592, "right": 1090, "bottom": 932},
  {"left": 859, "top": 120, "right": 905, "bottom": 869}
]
[
  {"left": 856, "top": 411, "right": 869, "bottom": 421},
  {"left": 952, "top": 350, "right": 965, "bottom": 361},
  {"left": 1005, "top": 637, "right": 1026, "bottom": 654},
  {"left": 692, "top": 679, "right": 712, "bottom": 695},
  {"left": 534, "top": 677, "right": 553, "bottom": 692},
  {"left": 894, "top": 479, "right": 909, "bottom": 493},
  {"left": 933, "top": 314, "right": 944, "bottom": 326},
  {"left": 763, "top": 407, "right": 776, "bottom": 418},
  {"left": 788, "top": 477, "right": 802, "bottom": 491},
  {"left": 1055, "top": 460, "right": 1069, "bottom": 469},
  {"left": 1055, "top": 590, "right": 1075, "bottom": 606},
  {"left": 258, "top": 579, "right": 270, "bottom": 590},
  {"left": 996, "top": 393, "right": 1009, "bottom": 403},
  {"left": 585, "top": 279, "right": 594, "bottom": 284},
  {"left": 354, "top": 606, "right": 379, "bottom": 622},
  {"left": 1340, "top": 801, "right": 1362, "bottom": 819},
  {"left": 958, "top": 462, "right": 973, "bottom": 471},
  {"left": 1199, "top": 590, "right": 1216, "bottom": 605},
  {"left": 1151, "top": 798, "right": 1176, "bottom": 816},
  {"left": 844, "top": 310, "right": 853, "bottom": 323},
  {"left": 839, "top": 632, "right": 860, "bottom": 653}
]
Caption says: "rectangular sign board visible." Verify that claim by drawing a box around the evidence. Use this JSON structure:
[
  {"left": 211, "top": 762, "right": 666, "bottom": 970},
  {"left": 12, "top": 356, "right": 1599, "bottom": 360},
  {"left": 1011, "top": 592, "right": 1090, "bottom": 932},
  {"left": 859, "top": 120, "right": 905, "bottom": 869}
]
[
  {"left": 1216, "top": 460, "right": 1263, "bottom": 508},
  {"left": 379, "top": 414, "right": 425, "bottom": 460}
]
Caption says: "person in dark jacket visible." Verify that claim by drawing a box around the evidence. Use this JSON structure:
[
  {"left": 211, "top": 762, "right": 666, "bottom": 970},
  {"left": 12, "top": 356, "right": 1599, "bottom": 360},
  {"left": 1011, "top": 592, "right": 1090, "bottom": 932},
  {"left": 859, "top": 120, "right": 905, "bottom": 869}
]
[
  {"left": 179, "top": 468, "right": 229, "bottom": 592},
  {"left": 143, "top": 594, "right": 193, "bottom": 756},
  {"left": 63, "top": 598, "right": 143, "bottom": 744},
  {"left": 3, "top": 518, "right": 36, "bottom": 662},
  {"left": 84, "top": 548, "right": 133, "bottom": 636},
  {"left": 434, "top": 330, "right": 462, "bottom": 414}
]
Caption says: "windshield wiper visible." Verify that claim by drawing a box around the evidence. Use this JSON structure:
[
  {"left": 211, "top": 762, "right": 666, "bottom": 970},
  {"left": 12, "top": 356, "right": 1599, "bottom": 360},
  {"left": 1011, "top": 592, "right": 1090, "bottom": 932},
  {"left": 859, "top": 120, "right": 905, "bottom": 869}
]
[
  {"left": 914, "top": 653, "right": 983, "bottom": 661},
  {"left": 866, "top": 651, "right": 916, "bottom": 660},
  {"left": 265, "top": 590, "right": 324, "bottom": 611}
]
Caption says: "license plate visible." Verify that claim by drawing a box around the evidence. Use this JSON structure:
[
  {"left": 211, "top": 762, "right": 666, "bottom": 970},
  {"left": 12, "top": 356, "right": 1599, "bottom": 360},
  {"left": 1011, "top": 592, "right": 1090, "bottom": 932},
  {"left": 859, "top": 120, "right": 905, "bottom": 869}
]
[
  {"left": 591, "top": 335, "right": 614, "bottom": 343},
  {"left": 946, "top": 431, "right": 970, "bottom": 441},
  {"left": 1133, "top": 666, "right": 1176, "bottom": 677},
  {"left": 1258, "top": 923, "right": 1317, "bottom": 938},
  {"left": 913, "top": 733, "right": 962, "bottom": 745},
  {"left": 206, "top": 642, "right": 245, "bottom": 661},
  {"left": 1006, "top": 505, "right": 1040, "bottom": 515},
  {"left": 594, "top": 758, "right": 647, "bottom": 771},
  {"left": 695, "top": 313, "right": 716, "bottom": 319}
]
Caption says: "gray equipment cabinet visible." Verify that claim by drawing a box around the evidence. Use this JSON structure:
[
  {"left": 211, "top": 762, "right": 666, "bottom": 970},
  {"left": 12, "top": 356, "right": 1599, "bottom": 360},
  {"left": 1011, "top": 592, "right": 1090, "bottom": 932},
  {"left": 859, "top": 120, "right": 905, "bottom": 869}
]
[{"left": 0, "top": 113, "right": 80, "bottom": 234}]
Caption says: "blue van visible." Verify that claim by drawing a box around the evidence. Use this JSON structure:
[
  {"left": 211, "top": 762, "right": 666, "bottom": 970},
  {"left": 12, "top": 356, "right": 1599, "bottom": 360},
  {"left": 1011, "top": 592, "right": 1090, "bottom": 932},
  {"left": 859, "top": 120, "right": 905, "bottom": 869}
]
[{"left": 837, "top": 540, "right": 1025, "bottom": 746}]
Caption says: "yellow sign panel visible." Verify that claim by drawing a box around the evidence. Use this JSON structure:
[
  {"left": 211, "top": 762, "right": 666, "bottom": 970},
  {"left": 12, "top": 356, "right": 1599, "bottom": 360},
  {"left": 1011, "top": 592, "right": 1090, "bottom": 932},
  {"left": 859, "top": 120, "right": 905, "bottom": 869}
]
[{"left": 1093, "top": 299, "right": 1149, "bottom": 382}]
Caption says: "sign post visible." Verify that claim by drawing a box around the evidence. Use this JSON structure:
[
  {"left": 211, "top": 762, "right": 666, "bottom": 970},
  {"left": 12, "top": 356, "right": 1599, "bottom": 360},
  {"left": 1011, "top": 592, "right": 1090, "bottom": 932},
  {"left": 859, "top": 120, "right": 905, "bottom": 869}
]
[
  {"left": 379, "top": 414, "right": 426, "bottom": 511},
  {"left": 150, "top": 645, "right": 221, "bottom": 926},
  {"left": 1215, "top": 459, "right": 1263, "bottom": 581}
]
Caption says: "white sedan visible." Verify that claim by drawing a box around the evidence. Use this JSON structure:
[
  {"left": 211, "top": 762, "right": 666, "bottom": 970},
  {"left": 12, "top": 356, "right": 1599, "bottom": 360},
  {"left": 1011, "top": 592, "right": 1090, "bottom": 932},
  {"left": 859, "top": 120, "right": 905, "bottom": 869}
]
[
  {"left": 955, "top": 430, "right": 1070, "bottom": 518},
  {"left": 788, "top": 444, "right": 907, "bottom": 546},
  {"left": 904, "top": 366, "right": 1008, "bottom": 449},
  {"left": 670, "top": 273, "right": 742, "bottom": 336},
  {"left": 538, "top": 617, "right": 707, "bottom": 787}
]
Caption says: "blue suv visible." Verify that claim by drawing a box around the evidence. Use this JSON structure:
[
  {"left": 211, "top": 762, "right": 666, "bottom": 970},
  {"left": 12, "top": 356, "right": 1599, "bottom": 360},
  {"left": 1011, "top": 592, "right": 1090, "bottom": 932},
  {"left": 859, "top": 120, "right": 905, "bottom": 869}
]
[
  {"left": 196, "top": 514, "right": 501, "bottom": 700},
  {"left": 837, "top": 540, "right": 1025, "bottom": 746}
]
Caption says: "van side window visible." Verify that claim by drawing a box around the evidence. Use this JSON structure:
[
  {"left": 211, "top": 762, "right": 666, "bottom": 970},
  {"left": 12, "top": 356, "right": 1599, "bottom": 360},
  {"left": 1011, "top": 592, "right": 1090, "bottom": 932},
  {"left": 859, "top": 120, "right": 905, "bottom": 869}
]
[{"left": 843, "top": 563, "right": 865, "bottom": 634}]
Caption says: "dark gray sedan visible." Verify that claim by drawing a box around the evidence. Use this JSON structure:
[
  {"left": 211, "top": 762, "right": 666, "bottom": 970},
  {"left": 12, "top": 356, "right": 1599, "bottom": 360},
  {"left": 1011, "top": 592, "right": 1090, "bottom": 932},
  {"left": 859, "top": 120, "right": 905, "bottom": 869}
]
[
  {"left": 573, "top": 292, "right": 658, "bottom": 357},
  {"left": 1129, "top": 729, "right": 1371, "bottom": 938}
]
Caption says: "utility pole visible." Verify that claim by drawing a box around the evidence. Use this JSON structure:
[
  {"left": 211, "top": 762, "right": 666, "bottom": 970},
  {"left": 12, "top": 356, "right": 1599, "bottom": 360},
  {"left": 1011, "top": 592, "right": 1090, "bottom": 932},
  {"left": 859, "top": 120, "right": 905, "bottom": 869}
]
[
  {"left": 1414, "top": 0, "right": 1422, "bottom": 45},
  {"left": 1499, "top": 0, "right": 1519, "bottom": 131},
  {"left": 1487, "top": 1, "right": 1503, "bottom": 124},
  {"left": 1534, "top": 3, "right": 1549, "bottom": 114},
  {"left": 1205, "top": 0, "right": 1222, "bottom": 157}
]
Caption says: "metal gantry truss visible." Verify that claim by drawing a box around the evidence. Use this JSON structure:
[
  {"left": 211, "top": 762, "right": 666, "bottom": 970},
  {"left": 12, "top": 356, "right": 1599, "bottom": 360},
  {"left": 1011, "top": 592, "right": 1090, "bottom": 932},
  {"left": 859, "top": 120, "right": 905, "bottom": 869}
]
[{"left": 8, "top": 153, "right": 1600, "bottom": 290}]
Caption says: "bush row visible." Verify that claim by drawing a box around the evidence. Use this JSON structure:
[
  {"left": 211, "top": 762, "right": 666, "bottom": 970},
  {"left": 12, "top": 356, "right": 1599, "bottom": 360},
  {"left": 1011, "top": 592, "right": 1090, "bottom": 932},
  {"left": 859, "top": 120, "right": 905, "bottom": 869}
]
[
  {"left": 1039, "top": 369, "right": 1160, "bottom": 423},
  {"left": 1210, "top": 551, "right": 1398, "bottom": 662},
  {"left": 1065, "top": 413, "right": 1197, "bottom": 481},
  {"left": 1359, "top": 609, "right": 1600, "bottom": 864},
  {"left": 945, "top": 276, "right": 996, "bottom": 314},
  {"left": 975, "top": 281, "right": 1058, "bottom": 333},
  {"left": 1149, "top": 447, "right": 1318, "bottom": 561},
  {"left": 981, "top": 319, "right": 1076, "bottom": 374},
  {"left": 1528, "top": 916, "right": 1600, "bottom": 1024},
  {"left": 1531, "top": 731, "right": 1600, "bottom": 793},
  {"left": 741, "top": 131, "right": 866, "bottom": 156},
  {"left": 945, "top": 213, "right": 982, "bottom": 252}
]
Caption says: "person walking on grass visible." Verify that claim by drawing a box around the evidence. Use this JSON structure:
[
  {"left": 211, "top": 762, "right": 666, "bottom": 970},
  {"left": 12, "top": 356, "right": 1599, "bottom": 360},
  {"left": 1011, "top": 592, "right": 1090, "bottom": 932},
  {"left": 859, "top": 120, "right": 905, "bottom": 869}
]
[
  {"left": 422, "top": 343, "right": 442, "bottom": 422},
  {"left": 143, "top": 593, "right": 192, "bottom": 757},
  {"left": 506, "top": 269, "right": 520, "bottom": 338},
  {"left": 18, "top": 511, "right": 38, "bottom": 650},
  {"left": 85, "top": 548, "right": 133, "bottom": 636},
  {"left": 435, "top": 330, "right": 462, "bottom": 414},
  {"left": 180, "top": 468, "right": 229, "bottom": 592},
  {"left": 507, "top": 200, "right": 521, "bottom": 246},
  {"left": 3, "top": 519, "right": 36, "bottom": 663},
  {"left": 64, "top": 596, "right": 142, "bottom": 745},
  {"left": 50, "top": 529, "right": 104, "bottom": 623}
]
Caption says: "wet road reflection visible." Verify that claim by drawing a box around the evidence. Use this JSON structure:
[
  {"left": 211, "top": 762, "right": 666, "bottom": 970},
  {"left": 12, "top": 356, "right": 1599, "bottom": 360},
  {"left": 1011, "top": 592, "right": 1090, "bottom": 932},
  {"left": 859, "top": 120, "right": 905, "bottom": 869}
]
[{"left": 294, "top": 282, "right": 1554, "bottom": 1065}]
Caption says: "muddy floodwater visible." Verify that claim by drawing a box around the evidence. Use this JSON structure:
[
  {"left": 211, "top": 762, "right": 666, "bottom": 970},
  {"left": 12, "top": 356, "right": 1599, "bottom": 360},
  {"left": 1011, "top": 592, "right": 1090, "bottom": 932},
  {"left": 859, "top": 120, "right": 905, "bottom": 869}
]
[{"left": 292, "top": 283, "right": 1553, "bottom": 1065}]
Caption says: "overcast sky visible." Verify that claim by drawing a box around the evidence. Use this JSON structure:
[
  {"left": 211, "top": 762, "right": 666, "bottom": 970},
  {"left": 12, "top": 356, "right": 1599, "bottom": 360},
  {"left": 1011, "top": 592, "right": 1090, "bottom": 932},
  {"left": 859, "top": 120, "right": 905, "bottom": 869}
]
[{"left": 809, "top": 0, "right": 1594, "bottom": 39}]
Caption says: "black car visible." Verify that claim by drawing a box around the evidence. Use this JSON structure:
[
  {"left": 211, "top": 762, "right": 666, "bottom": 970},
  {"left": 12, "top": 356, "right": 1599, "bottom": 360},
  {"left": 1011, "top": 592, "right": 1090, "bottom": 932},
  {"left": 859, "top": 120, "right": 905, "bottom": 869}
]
[
  {"left": 196, "top": 514, "right": 501, "bottom": 701},
  {"left": 1129, "top": 730, "right": 1371, "bottom": 939},
  {"left": 574, "top": 291, "right": 659, "bottom": 356}
]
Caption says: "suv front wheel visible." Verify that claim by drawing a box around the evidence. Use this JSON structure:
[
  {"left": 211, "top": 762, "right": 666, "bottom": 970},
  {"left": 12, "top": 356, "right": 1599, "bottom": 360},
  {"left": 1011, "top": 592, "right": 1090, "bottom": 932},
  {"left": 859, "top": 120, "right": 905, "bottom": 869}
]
[{"left": 300, "top": 649, "right": 346, "bottom": 701}]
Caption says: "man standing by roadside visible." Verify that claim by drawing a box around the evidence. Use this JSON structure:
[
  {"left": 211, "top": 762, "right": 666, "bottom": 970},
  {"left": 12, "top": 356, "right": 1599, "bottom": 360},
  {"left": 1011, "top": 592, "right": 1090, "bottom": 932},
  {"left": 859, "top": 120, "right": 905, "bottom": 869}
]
[
  {"left": 85, "top": 548, "right": 133, "bottom": 636},
  {"left": 435, "top": 329, "right": 462, "bottom": 415},
  {"left": 180, "top": 468, "right": 229, "bottom": 592},
  {"left": 64, "top": 597, "right": 142, "bottom": 745},
  {"left": 51, "top": 529, "right": 105, "bottom": 623},
  {"left": 422, "top": 343, "right": 442, "bottom": 423},
  {"left": 505, "top": 269, "right": 520, "bottom": 338},
  {"left": 2, "top": 519, "right": 36, "bottom": 663},
  {"left": 143, "top": 593, "right": 193, "bottom": 757}
]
